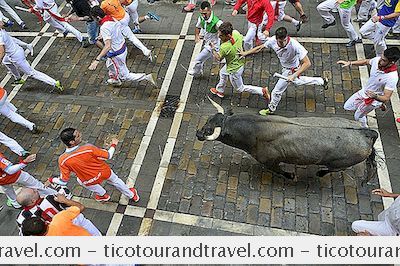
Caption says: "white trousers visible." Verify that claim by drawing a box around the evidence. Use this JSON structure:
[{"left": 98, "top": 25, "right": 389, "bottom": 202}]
[
  {"left": 360, "top": 19, "right": 391, "bottom": 56},
  {"left": 0, "top": 0, "right": 23, "bottom": 25},
  {"left": 43, "top": 4, "right": 83, "bottom": 42},
  {"left": 1, "top": 171, "right": 56, "bottom": 205},
  {"left": 317, "top": 0, "right": 359, "bottom": 41},
  {"left": 215, "top": 65, "right": 265, "bottom": 96},
  {"left": 269, "top": 68, "right": 324, "bottom": 112},
  {"left": 352, "top": 219, "right": 398, "bottom": 236},
  {"left": 344, "top": 90, "right": 381, "bottom": 127},
  {"left": 0, "top": 131, "right": 25, "bottom": 156},
  {"left": 357, "top": 0, "right": 377, "bottom": 21},
  {"left": 0, "top": 101, "right": 35, "bottom": 130},
  {"left": 77, "top": 170, "right": 134, "bottom": 198},
  {"left": 244, "top": 21, "right": 268, "bottom": 50},
  {"left": 2, "top": 47, "right": 57, "bottom": 86},
  {"left": 73, "top": 213, "right": 102, "bottom": 236},
  {"left": 106, "top": 50, "right": 147, "bottom": 82},
  {"left": 191, "top": 45, "right": 213, "bottom": 75},
  {"left": 119, "top": 12, "right": 150, "bottom": 56},
  {"left": 125, "top": 0, "right": 139, "bottom": 25},
  {"left": 392, "top": 18, "right": 400, "bottom": 33}
]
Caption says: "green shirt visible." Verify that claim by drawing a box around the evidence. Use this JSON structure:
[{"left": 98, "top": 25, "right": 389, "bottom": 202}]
[
  {"left": 218, "top": 30, "right": 245, "bottom": 74},
  {"left": 339, "top": 0, "right": 356, "bottom": 9}
]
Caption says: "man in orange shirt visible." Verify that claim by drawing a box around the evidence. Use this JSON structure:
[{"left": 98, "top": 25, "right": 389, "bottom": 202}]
[
  {"left": 0, "top": 153, "right": 56, "bottom": 208},
  {"left": 100, "top": 0, "right": 154, "bottom": 61},
  {"left": 49, "top": 127, "right": 139, "bottom": 202},
  {"left": 21, "top": 205, "right": 92, "bottom": 236}
]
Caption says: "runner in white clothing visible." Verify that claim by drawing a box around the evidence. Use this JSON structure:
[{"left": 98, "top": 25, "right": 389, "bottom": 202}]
[
  {"left": 0, "top": 0, "right": 27, "bottom": 29},
  {"left": 240, "top": 27, "right": 328, "bottom": 116},
  {"left": 88, "top": 6, "right": 157, "bottom": 86},
  {"left": 339, "top": 47, "right": 400, "bottom": 128},
  {"left": 0, "top": 25, "right": 63, "bottom": 91},
  {"left": 121, "top": 0, "right": 160, "bottom": 34},
  {"left": 0, "top": 131, "right": 29, "bottom": 157},
  {"left": 32, "top": 0, "right": 84, "bottom": 43}
]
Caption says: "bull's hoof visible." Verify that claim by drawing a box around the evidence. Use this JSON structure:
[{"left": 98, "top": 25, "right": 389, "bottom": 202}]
[
  {"left": 316, "top": 170, "right": 330, "bottom": 177},
  {"left": 283, "top": 172, "right": 295, "bottom": 180}
]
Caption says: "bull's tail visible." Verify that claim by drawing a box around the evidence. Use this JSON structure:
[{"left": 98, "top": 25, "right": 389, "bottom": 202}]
[{"left": 364, "top": 129, "right": 379, "bottom": 184}]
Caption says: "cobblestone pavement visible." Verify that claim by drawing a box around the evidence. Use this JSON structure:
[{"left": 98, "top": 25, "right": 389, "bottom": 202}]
[{"left": 0, "top": 0, "right": 400, "bottom": 237}]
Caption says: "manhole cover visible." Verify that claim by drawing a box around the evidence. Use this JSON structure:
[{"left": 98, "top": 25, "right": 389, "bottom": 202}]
[{"left": 160, "top": 95, "right": 180, "bottom": 118}]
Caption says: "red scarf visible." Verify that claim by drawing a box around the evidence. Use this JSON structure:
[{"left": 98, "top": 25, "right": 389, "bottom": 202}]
[
  {"left": 379, "top": 63, "right": 398, "bottom": 73},
  {"left": 99, "top": 15, "right": 115, "bottom": 26}
]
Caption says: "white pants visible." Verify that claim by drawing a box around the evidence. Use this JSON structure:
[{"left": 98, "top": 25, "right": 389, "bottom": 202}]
[
  {"left": 244, "top": 21, "right": 268, "bottom": 50},
  {"left": 3, "top": 47, "right": 57, "bottom": 86},
  {"left": 119, "top": 12, "right": 150, "bottom": 56},
  {"left": 0, "top": 131, "right": 25, "bottom": 156},
  {"left": 317, "top": 0, "right": 359, "bottom": 41},
  {"left": 43, "top": 4, "right": 83, "bottom": 42},
  {"left": 73, "top": 213, "right": 102, "bottom": 236},
  {"left": 269, "top": 68, "right": 324, "bottom": 112},
  {"left": 392, "top": 18, "right": 400, "bottom": 33},
  {"left": 125, "top": 0, "right": 139, "bottom": 25},
  {"left": 357, "top": 0, "right": 377, "bottom": 21},
  {"left": 360, "top": 19, "right": 391, "bottom": 56},
  {"left": 1, "top": 171, "right": 56, "bottom": 205},
  {"left": 77, "top": 170, "right": 134, "bottom": 198},
  {"left": 191, "top": 44, "right": 218, "bottom": 75},
  {"left": 215, "top": 65, "right": 265, "bottom": 95},
  {"left": 0, "top": 102, "right": 35, "bottom": 130},
  {"left": 106, "top": 50, "right": 147, "bottom": 82},
  {"left": 270, "top": 1, "right": 299, "bottom": 25},
  {"left": 0, "top": 0, "right": 23, "bottom": 25},
  {"left": 352, "top": 219, "right": 398, "bottom": 236},
  {"left": 344, "top": 90, "right": 381, "bottom": 127}
]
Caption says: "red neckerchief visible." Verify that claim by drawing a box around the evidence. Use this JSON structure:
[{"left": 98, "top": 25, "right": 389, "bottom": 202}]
[
  {"left": 23, "top": 198, "right": 44, "bottom": 211},
  {"left": 99, "top": 15, "right": 114, "bottom": 26},
  {"left": 379, "top": 64, "right": 398, "bottom": 73}
]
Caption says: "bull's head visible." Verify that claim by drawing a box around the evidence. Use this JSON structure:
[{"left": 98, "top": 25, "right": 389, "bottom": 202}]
[{"left": 196, "top": 97, "right": 225, "bottom": 141}]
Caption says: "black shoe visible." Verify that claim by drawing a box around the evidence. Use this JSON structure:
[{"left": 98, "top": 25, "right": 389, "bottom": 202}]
[
  {"left": 300, "top": 14, "right": 308, "bottom": 23},
  {"left": 296, "top": 21, "right": 302, "bottom": 32},
  {"left": 323, "top": 77, "right": 329, "bottom": 90},
  {"left": 321, "top": 20, "right": 336, "bottom": 29},
  {"left": 31, "top": 125, "right": 40, "bottom": 134},
  {"left": 82, "top": 38, "right": 91, "bottom": 48},
  {"left": 346, "top": 38, "right": 362, "bottom": 47}
]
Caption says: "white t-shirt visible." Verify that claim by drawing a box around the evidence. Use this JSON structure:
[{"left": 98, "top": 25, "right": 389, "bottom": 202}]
[
  {"left": 100, "top": 20, "right": 125, "bottom": 52},
  {"left": 264, "top": 36, "right": 308, "bottom": 69},
  {"left": 0, "top": 29, "right": 20, "bottom": 56},
  {"left": 378, "top": 196, "right": 400, "bottom": 234},
  {"left": 195, "top": 16, "right": 222, "bottom": 46},
  {"left": 360, "top": 57, "right": 399, "bottom": 98}
]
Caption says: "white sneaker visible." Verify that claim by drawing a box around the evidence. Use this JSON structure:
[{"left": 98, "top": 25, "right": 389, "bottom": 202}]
[
  {"left": 145, "top": 50, "right": 155, "bottom": 62},
  {"left": 146, "top": 73, "right": 157, "bottom": 87},
  {"left": 27, "top": 43, "right": 34, "bottom": 56},
  {"left": 188, "top": 69, "right": 203, "bottom": 77},
  {"left": 107, "top": 78, "right": 122, "bottom": 86}
]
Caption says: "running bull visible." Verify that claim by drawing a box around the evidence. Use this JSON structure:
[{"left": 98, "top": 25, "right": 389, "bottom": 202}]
[{"left": 196, "top": 98, "right": 378, "bottom": 180}]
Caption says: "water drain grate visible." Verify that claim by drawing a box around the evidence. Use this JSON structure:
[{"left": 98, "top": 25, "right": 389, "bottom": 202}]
[{"left": 160, "top": 95, "right": 180, "bottom": 118}]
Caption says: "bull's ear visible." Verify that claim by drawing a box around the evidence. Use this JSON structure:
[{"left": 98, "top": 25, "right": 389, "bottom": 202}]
[{"left": 227, "top": 107, "right": 234, "bottom": 116}]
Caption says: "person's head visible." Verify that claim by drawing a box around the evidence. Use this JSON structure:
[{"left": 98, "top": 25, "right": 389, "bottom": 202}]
[
  {"left": 275, "top": 27, "right": 288, "bottom": 48},
  {"left": 379, "top": 47, "right": 400, "bottom": 69},
  {"left": 60, "top": 127, "right": 82, "bottom": 147},
  {"left": 21, "top": 217, "right": 48, "bottom": 236},
  {"left": 91, "top": 6, "right": 106, "bottom": 22},
  {"left": 200, "top": 1, "right": 212, "bottom": 20},
  {"left": 17, "top": 188, "right": 40, "bottom": 207},
  {"left": 218, "top": 22, "right": 233, "bottom": 43}
]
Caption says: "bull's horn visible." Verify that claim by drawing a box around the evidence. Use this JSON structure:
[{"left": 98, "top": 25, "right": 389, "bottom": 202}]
[
  {"left": 207, "top": 96, "right": 224, "bottom": 114},
  {"left": 205, "top": 127, "right": 221, "bottom": 141}
]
